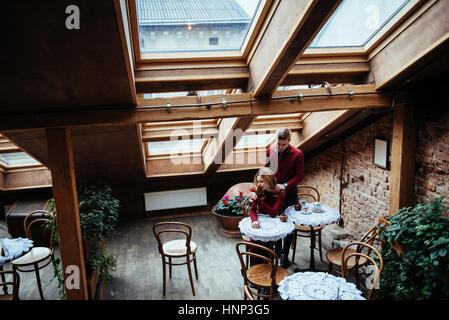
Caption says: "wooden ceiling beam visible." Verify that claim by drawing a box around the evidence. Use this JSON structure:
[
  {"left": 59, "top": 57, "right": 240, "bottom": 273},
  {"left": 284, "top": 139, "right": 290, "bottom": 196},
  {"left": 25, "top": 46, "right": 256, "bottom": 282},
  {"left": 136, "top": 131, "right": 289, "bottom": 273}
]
[
  {"left": 135, "top": 66, "right": 249, "bottom": 93},
  {"left": 248, "top": 0, "right": 342, "bottom": 98},
  {"left": 203, "top": 116, "right": 255, "bottom": 175},
  {"left": 370, "top": 0, "right": 449, "bottom": 90},
  {"left": 282, "top": 61, "right": 370, "bottom": 86},
  {"left": 0, "top": 85, "right": 393, "bottom": 132},
  {"left": 142, "top": 127, "right": 219, "bottom": 142}
]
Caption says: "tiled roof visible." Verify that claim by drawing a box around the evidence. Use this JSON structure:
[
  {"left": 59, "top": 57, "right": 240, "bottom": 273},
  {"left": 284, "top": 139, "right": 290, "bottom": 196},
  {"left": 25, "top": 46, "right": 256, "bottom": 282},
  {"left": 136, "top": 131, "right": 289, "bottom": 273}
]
[{"left": 137, "top": 0, "right": 252, "bottom": 25}]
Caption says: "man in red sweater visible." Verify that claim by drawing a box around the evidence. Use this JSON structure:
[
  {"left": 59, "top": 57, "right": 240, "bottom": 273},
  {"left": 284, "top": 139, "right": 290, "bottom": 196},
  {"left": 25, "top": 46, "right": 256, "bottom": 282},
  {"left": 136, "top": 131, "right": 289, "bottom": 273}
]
[{"left": 265, "top": 127, "right": 304, "bottom": 268}]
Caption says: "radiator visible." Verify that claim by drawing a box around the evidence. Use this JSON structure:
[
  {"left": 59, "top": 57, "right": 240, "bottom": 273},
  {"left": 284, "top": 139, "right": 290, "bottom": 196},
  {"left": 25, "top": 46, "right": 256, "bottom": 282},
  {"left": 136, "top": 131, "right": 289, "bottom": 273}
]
[{"left": 144, "top": 187, "right": 207, "bottom": 211}]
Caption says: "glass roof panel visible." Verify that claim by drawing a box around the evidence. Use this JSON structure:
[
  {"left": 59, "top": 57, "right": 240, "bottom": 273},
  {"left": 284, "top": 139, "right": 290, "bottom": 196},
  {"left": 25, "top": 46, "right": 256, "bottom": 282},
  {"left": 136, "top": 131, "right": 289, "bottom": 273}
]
[
  {"left": 148, "top": 139, "right": 205, "bottom": 156},
  {"left": 136, "top": 0, "right": 262, "bottom": 53},
  {"left": 235, "top": 133, "right": 273, "bottom": 149},
  {"left": 309, "top": 0, "right": 409, "bottom": 48},
  {"left": 0, "top": 152, "right": 40, "bottom": 167}
]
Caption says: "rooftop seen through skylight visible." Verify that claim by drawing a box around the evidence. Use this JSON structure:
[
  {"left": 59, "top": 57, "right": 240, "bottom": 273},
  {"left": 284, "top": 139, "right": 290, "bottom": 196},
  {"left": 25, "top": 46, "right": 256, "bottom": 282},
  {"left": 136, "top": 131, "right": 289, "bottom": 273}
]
[{"left": 136, "top": 0, "right": 262, "bottom": 53}]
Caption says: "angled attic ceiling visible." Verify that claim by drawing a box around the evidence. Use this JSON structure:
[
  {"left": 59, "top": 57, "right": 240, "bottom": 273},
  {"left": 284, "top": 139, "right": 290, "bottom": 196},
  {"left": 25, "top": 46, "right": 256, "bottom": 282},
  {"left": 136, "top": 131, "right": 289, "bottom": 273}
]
[{"left": 1, "top": 0, "right": 449, "bottom": 189}]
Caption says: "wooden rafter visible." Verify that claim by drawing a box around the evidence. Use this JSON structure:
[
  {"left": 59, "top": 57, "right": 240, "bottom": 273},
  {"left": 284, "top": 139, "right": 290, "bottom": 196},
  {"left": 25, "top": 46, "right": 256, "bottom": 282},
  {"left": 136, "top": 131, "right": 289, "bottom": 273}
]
[
  {"left": 203, "top": 116, "right": 255, "bottom": 175},
  {"left": 370, "top": 0, "right": 449, "bottom": 89},
  {"left": 248, "top": 0, "right": 342, "bottom": 97}
]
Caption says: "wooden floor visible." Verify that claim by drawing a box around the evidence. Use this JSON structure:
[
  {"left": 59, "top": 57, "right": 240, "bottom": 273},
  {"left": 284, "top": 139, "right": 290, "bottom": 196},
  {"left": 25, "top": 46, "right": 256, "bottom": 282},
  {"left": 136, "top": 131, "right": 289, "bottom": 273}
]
[
  {"left": 103, "top": 212, "right": 329, "bottom": 300},
  {"left": 2, "top": 212, "right": 359, "bottom": 300}
]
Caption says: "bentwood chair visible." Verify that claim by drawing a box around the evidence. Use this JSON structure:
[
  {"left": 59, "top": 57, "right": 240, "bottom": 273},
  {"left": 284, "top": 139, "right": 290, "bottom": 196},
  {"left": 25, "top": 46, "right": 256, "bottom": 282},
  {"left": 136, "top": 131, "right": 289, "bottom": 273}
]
[
  {"left": 236, "top": 242, "right": 288, "bottom": 300},
  {"left": 0, "top": 270, "right": 20, "bottom": 300},
  {"left": 326, "top": 224, "right": 379, "bottom": 288},
  {"left": 153, "top": 222, "right": 198, "bottom": 296},
  {"left": 291, "top": 185, "right": 324, "bottom": 264},
  {"left": 11, "top": 210, "right": 54, "bottom": 300},
  {"left": 341, "top": 242, "right": 383, "bottom": 300}
]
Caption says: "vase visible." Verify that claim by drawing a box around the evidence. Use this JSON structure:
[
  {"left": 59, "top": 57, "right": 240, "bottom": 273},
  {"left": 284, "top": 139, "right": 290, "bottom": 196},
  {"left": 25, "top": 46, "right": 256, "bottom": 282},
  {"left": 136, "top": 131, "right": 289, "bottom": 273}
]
[{"left": 212, "top": 207, "right": 245, "bottom": 238}]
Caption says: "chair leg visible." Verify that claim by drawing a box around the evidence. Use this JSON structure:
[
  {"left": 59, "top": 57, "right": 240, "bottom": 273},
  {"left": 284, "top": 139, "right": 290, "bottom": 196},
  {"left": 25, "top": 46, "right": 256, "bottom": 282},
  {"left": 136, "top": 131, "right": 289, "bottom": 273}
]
[
  {"left": 291, "top": 230, "right": 297, "bottom": 264},
  {"left": 328, "top": 262, "right": 333, "bottom": 274},
  {"left": 34, "top": 263, "right": 45, "bottom": 300},
  {"left": 186, "top": 258, "right": 196, "bottom": 296},
  {"left": 318, "top": 230, "right": 324, "bottom": 262},
  {"left": 193, "top": 254, "right": 198, "bottom": 279},
  {"left": 169, "top": 257, "right": 172, "bottom": 279},
  {"left": 161, "top": 256, "right": 166, "bottom": 296},
  {"left": 355, "top": 266, "right": 360, "bottom": 288}
]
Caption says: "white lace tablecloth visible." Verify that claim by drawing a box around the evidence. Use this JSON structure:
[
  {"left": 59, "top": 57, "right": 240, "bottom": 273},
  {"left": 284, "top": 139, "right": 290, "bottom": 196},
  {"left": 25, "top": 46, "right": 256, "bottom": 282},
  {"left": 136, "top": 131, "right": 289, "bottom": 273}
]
[
  {"left": 0, "top": 238, "right": 34, "bottom": 264},
  {"left": 239, "top": 214, "right": 295, "bottom": 242},
  {"left": 284, "top": 203, "right": 340, "bottom": 227},
  {"left": 278, "top": 272, "right": 365, "bottom": 300}
]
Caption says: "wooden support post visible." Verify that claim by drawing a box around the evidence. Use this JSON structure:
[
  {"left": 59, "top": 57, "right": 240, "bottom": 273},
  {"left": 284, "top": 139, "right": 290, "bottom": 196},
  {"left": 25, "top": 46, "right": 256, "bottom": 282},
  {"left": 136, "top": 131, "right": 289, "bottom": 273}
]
[
  {"left": 46, "top": 128, "right": 88, "bottom": 300},
  {"left": 389, "top": 105, "right": 417, "bottom": 215}
]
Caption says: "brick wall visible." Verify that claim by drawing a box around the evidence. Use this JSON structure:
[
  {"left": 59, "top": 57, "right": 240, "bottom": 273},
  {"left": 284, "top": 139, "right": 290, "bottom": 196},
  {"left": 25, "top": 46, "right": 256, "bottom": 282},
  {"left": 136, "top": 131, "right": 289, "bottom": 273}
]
[
  {"left": 302, "top": 112, "right": 394, "bottom": 245},
  {"left": 415, "top": 111, "right": 449, "bottom": 209},
  {"left": 302, "top": 110, "right": 449, "bottom": 250}
]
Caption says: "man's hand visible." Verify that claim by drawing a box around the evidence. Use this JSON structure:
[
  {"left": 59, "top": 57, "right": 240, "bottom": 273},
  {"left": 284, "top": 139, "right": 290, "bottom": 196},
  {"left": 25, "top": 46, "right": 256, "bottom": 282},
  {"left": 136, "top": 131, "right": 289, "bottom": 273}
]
[
  {"left": 251, "top": 221, "right": 260, "bottom": 229},
  {"left": 275, "top": 184, "right": 285, "bottom": 193}
]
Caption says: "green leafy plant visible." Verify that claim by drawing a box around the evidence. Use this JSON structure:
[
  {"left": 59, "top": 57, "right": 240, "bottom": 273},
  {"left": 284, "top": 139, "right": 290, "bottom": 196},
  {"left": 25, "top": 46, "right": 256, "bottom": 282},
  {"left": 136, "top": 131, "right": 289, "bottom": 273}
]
[
  {"left": 214, "top": 192, "right": 251, "bottom": 216},
  {"left": 376, "top": 196, "right": 449, "bottom": 299},
  {"left": 46, "top": 184, "right": 120, "bottom": 299}
]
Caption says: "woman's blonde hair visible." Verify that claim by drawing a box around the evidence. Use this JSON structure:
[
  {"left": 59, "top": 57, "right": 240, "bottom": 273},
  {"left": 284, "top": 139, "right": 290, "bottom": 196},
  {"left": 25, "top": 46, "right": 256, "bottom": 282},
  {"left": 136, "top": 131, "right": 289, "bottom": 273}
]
[{"left": 253, "top": 167, "right": 277, "bottom": 195}]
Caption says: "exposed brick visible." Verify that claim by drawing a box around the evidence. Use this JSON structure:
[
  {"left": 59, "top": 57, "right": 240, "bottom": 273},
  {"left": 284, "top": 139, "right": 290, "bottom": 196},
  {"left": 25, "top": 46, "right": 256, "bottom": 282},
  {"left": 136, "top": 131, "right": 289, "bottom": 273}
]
[
  {"left": 304, "top": 110, "right": 449, "bottom": 241},
  {"left": 435, "top": 151, "right": 449, "bottom": 162}
]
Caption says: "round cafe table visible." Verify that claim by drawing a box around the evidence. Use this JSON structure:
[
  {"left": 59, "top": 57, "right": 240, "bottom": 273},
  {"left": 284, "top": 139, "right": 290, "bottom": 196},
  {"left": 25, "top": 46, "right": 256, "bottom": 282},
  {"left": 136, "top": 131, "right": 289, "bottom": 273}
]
[
  {"left": 278, "top": 272, "right": 365, "bottom": 300},
  {"left": 238, "top": 214, "right": 295, "bottom": 243},
  {"left": 285, "top": 203, "right": 340, "bottom": 271}
]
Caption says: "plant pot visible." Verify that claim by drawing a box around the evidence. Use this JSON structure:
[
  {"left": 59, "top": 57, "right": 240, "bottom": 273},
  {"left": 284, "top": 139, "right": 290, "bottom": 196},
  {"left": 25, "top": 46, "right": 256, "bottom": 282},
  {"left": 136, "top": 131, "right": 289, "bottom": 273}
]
[{"left": 212, "top": 208, "right": 245, "bottom": 238}]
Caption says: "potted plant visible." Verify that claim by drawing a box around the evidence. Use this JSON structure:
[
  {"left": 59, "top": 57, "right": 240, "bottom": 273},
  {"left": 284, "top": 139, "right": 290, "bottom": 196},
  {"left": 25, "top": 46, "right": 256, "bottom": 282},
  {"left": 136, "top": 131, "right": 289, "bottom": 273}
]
[
  {"left": 212, "top": 191, "right": 252, "bottom": 238},
  {"left": 46, "top": 184, "right": 120, "bottom": 300},
  {"left": 376, "top": 196, "right": 449, "bottom": 299}
]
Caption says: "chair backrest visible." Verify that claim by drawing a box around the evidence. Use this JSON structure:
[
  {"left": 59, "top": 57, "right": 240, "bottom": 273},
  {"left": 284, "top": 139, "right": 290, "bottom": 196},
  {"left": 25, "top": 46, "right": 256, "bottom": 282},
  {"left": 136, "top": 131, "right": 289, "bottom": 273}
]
[
  {"left": 359, "top": 224, "right": 379, "bottom": 248},
  {"left": 241, "top": 197, "right": 250, "bottom": 218},
  {"left": 152, "top": 222, "right": 193, "bottom": 256},
  {"left": 297, "top": 185, "right": 320, "bottom": 202},
  {"left": 341, "top": 242, "right": 383, "bottom": 300},
  {"left": 24, "top": 210, "right": 54, "bottom": 249},
  {"left": 235, "top": 241, "right": 279, "bottom": 300},
  {"left": 0, "top": 270, "right": 20, "bottom": 300}
]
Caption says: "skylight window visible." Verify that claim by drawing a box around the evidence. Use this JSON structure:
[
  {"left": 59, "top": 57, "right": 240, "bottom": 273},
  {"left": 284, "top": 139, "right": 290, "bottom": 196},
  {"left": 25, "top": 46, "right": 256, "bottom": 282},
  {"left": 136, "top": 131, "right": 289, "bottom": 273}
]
[
  {"left": 136, "top": 0, "right": 262, "bottom": 54},
  {"left": 147, "top": 139, "right": 206, "bottom": 156},
  {"left": 309, "top": 0, "right": 410, "bottom": 48},
  {"left": 0, "top": 152, "right": 40, "bottom": 167},
  {"left": 235, "top": 134, "right": 273, "bottom": 150}
]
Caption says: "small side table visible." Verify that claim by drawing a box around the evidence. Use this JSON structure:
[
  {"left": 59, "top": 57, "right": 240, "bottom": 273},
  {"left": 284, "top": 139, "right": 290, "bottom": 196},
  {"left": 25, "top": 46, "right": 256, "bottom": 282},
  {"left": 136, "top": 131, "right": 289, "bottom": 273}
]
[{"left": 285, "top": 204, "right": 340, "bottom": 271}]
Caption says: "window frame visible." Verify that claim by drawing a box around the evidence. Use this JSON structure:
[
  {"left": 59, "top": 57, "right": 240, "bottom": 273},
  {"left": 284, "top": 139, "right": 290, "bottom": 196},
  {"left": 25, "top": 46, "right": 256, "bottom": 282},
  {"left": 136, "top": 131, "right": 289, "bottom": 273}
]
[{"left": 129, "top": 0, "right": 275, "bottom": 63}]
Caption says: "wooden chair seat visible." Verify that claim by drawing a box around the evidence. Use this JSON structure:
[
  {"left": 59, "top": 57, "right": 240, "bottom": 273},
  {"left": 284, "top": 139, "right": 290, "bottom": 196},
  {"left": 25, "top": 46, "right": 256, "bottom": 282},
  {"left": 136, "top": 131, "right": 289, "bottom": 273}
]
[
  {"left": 11, "top": 247, "right": 52, "bottom": 265},
  {"left": 295, "top": 225, "right": 323, "bottom": 232},
  {"left": 326, "top": 248, "right": 368, "bottom": 269},
  {"left": 0, "top": 294, "right": 14, "bottom": 300},
  {"left": 247, "top": 263, "right": 288, "bottom": 287},
  {"left": 162, "top": 240, "right": 197, "bottom": 257}
]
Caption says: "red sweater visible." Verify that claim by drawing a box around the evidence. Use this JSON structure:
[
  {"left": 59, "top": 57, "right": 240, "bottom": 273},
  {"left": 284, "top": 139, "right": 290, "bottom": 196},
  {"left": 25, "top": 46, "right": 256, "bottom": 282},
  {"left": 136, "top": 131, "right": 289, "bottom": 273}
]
[
  {"left": 265, "top": 144, "right": 304, "bottom": 196},
  {"left": 249, "top": 191, "right": 286, "bottom": 222}
]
